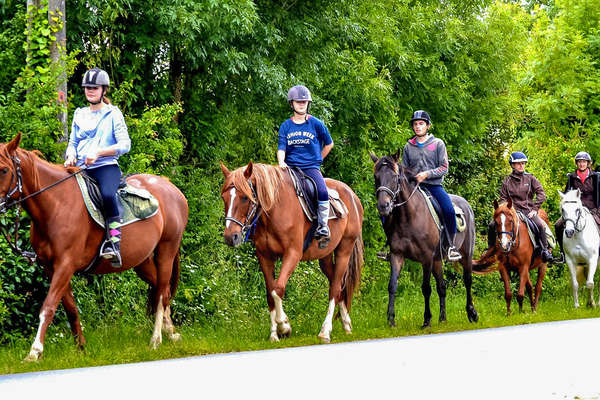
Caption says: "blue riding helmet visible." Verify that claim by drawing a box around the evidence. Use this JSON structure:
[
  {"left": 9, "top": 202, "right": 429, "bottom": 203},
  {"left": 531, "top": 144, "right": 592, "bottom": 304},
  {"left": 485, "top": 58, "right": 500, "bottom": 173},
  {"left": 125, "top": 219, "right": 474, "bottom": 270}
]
[
  {"left": 509, "top": 151, "right": 528, "bottom": 164},
  {"left": 409, "top": 110, "right": 431, "bottom": 126},
  {"left": 575, "top": 151, "right": 592, "bottom": 163},
  {"left": 82, "top": 68, "right": 110, "bottom": 87},
  {"left": 287, "top": 85, "right": 312, "bottom": 103}
]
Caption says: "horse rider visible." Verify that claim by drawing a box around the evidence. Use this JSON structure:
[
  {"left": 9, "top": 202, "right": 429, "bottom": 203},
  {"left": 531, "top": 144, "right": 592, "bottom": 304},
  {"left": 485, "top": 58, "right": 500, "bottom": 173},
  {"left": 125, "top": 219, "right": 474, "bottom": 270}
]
[
  {"left": 277, "top": 85, "right": 334, "bottom": 247},
  {"left": 478, "top": 151, "right": 554, "bottom": 263},
  {"left": 555, "top": 151, "right": 600, "bottom": 261},
  {"left": 64, "top": 67, "right": 131, "bottom": 267},
  {"left": 401, "top": 110, "right": 461, "bottom": 261}
]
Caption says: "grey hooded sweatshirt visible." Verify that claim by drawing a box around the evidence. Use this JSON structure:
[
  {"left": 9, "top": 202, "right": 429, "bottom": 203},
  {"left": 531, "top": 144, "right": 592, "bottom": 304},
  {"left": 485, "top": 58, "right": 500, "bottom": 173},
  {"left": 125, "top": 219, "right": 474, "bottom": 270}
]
[{"left": 401, "top": 135, "right": 449, "bottom": 186}]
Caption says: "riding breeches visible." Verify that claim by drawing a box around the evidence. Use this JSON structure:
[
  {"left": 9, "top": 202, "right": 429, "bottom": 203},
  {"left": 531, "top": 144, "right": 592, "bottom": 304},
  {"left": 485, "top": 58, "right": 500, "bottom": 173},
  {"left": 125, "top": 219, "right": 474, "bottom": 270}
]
[
  {"left": 421, "top": 183, "right": 456, "bottom": 236},
  {"left": 301, "top": 168, "right": 329, "bottom": 202},
  {"left": 85, "top": 164, "right": 123, "bottom": 219}
]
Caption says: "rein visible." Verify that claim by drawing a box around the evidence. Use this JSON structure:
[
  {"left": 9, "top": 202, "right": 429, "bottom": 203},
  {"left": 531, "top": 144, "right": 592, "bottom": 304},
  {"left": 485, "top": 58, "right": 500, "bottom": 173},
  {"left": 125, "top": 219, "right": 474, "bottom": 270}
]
[
  {"left": 375, "top": 175, "right": 420, "bottom": 209},
  {"left": 497, "top": 210, "right": 520, "bottom": 253},
  {"left": 224, "top": 179, "right": 262, "bottom": 242},
  {"left": 0, "top": 156, "right": 86, "bottom": 262}
]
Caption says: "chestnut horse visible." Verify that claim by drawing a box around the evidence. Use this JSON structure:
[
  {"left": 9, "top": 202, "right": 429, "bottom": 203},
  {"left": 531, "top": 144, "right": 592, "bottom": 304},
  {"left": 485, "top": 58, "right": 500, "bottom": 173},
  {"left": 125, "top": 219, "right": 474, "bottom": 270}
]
[
  {"left": 473, "top": 199, "right": 548, "bottom": 313},
  {"left": 220, "top": 161, "right": 363, "bottom": 343},
  {"left": 370, "top": 152, "right": 478, "bottom": 328},
  {"left": 0, "top": 134, "right": 188, "bottom": 361}
]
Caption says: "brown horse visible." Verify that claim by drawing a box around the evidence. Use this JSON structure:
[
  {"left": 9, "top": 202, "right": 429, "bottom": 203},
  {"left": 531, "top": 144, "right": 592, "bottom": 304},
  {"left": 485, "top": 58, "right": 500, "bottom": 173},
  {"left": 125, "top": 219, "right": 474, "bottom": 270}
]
[
  {"left": 0, "top": 134, "right": 188, "bottom": 361},
  {"left": 220, "top": 161, "right": 363, "bottom": 343},
  {"left": 370, "top": 152, "right": 478, "bottom": 328},
  {"left": 473, "top": 199, "right": 548, "bottom": 313}
]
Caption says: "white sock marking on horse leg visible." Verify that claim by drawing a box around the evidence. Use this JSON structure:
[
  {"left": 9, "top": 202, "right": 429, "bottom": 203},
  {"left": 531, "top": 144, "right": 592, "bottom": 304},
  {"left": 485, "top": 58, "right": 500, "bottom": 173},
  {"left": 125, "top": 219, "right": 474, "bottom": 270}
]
[
  {"left": 26, "top": 313, "right": 46, "bottom": 361},
  {"left": 162, "top": 306, "right": 181, "bottom": 341},
  {"left": 150, "top": 295, "right": 164, "bottom": 349},
  {"left": 271, "top": 290, "right": 291, "bottom": 336},
  {"left": 226, "top": 188, "right": 236, "bottom": 228},
  {"left": 339, "top": 302, "right": 352, "bottom": 333},
  {"left": 318, "top": 298, "right": 336, "bottom": 343},
  {"left": 269, "top": 309, "right": 279, "bottom": 342}
]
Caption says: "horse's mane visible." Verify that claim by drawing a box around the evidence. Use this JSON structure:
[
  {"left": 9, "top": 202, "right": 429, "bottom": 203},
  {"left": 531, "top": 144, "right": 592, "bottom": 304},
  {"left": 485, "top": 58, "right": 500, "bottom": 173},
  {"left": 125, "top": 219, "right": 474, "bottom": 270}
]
[{"left": 230, "top": 163, "right": 285, "bottom": 213}]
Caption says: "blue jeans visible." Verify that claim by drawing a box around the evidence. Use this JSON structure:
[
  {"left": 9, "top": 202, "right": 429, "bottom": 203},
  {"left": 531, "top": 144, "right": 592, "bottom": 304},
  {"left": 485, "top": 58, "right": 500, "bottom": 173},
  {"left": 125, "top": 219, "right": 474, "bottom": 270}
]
[
  {"left": 86, "top": 164, "right": 123, "bottom": 220},
  {"left": 301, "top": 168, "right": 328, "bottom": 202},
  {"left": 421, "top": 183, "right": 456, "bottom": 236}
]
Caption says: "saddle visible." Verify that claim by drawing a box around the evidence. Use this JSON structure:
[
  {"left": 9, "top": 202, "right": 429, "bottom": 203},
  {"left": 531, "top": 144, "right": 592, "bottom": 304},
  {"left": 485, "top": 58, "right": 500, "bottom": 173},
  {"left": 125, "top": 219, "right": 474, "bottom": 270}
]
[
  {"left": 287, "top": 167, "right": 348, "bottom": 252},
  {"left": 76, "top": 172, "right": 159, "bottom": 228},
  {"left": 516, "top": 211, "right": 556, "bottom": 250},
  {"left": 419, "top": 186, "right": 466, "bottom": 233}
]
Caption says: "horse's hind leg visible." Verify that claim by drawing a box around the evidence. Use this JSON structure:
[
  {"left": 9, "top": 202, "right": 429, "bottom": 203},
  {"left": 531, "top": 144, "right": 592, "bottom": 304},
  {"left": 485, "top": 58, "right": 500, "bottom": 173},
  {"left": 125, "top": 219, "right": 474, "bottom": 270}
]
[
  {"left": 460, "top": 258, "right": 478, "bottom": 323},
  {"left": 62, "top": 282, "right": 86, "bottom": 349},
  {"left": 532, "top": 263, "right": 547, "bottom": 312},
  {"left": 318, "top": 248, "right": 351, "bottom": 343},
  {"left": 432, "top": 259, "right": 446, "bottom": 323},
  {"left": 586, "top": 256, "right": 598, "bottom": 307},
  {"left": 148, "top": 246, "right": 180, "bottom": 349}
]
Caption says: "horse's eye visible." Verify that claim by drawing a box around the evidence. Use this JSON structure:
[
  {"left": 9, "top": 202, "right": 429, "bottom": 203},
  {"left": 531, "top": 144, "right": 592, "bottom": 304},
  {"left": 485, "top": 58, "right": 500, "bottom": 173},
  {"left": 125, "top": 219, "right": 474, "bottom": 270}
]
[
  {"left": 241, "top": 196, "right": 248, "bottom": 203},
  {"left": 1, "top": 168, "right": 7, "bottom": 175}
]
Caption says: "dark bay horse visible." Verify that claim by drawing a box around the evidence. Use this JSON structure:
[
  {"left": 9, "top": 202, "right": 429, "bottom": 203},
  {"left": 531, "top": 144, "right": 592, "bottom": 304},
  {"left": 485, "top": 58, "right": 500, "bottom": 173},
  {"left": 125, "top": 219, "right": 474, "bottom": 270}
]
[
  {"left": 220, "top": 161, "right": 363, "bottom": 343},
  {"left": 370, "top": 152, "right": 478, "bottom": 328},
  {"left": 473, "top": 199, "right": 548, "bottom": 314},
  {"left": 0, "top": 134, "right": 188, "bottom": 361}
]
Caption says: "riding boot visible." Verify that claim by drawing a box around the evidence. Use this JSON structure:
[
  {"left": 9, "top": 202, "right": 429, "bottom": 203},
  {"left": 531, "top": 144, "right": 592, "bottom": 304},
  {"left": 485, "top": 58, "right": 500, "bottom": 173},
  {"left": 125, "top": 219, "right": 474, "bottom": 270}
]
[
  {"left": 315, "top": 200, "right": 331, "bottom": 249},
  {"left": 100, "top": 216, "right": 123, "bottom": 268},
  {"left": 446, "top": 233, "right": 462, "bottom": 262},
  {"left": 538, "top": 227, "right": 553, "bottom": 263}
]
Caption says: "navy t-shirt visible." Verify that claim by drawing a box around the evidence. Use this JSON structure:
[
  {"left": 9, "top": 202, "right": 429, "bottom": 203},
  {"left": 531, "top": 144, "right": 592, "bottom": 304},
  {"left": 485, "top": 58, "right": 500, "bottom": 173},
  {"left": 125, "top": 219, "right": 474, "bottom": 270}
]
[{"left": 277, "top": 115, "right": 333, "bottom": 169}]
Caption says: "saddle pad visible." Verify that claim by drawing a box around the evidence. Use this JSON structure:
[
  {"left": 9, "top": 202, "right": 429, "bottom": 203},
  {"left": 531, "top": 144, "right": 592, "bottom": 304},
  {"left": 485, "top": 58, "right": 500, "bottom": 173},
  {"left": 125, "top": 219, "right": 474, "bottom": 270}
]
[
  {"left": 516, "top": 211, "right": 556, "bottom": 249},
  {"left": 297, "top": 188, "right": 348, "bottom": 222},
  {"left": 76, "top": 174, "right": 159, "bottom": 228},
  {"left": 418, "top": 187, "right": 466, "bottom": 233}
]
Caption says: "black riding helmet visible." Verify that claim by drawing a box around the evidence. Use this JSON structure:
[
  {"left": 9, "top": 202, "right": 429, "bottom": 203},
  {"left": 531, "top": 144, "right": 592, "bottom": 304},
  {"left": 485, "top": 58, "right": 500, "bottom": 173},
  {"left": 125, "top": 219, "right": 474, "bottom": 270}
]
[{"left": 409, "top": 110, "right": 431, "bottom": 126}]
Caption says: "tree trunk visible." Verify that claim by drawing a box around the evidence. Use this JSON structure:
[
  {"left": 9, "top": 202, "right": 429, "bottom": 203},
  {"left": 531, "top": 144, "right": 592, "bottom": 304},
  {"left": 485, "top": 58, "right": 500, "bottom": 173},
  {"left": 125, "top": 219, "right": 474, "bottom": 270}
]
[{"left": 48, "top": 0, "right": 68, "bottom": 143}]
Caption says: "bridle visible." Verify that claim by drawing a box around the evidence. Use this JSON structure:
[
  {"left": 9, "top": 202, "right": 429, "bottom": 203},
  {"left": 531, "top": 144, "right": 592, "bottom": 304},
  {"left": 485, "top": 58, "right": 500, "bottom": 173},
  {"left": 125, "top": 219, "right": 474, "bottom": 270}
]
[
  {"left": 496, "top": 210, "right": 520, "bottom": 253},
  {"left": 0, "top": 155, "right": 86, "bottom": 262},
  {"left": 224, "top": 179, "right": 261, "bottom": 242},
  {"left": 375, "top": 167, "right": 420, "bottom": 209},
  {"left": 562, "top": 200, "right": 586, "bottom": 233}
]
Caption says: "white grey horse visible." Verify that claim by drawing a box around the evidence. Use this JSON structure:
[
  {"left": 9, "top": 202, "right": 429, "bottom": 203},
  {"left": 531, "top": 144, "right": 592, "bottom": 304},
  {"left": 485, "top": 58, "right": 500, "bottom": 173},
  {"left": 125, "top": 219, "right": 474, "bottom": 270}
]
[{"left": 559, "top": 189, "right": 600, "bottom": 308}]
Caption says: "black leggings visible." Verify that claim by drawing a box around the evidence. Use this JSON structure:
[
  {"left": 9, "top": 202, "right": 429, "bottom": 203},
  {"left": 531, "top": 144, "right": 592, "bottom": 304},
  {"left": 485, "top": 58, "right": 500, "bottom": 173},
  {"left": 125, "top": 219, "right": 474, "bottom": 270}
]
[{"left": 86, "top": 164, "right": 122, "bottom": 219}]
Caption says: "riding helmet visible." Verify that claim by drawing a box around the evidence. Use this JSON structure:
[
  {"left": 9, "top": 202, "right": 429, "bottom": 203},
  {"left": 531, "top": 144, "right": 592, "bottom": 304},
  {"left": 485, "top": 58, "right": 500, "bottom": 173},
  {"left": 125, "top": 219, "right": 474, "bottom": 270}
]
[
  {"left": 509, "top": 151, "right": 528, "bottom": 164},
  {"left": 82, "top": 68, "right": 110, "bottom": 88},
  {"left": 287, "top": 85, "right": 312, "bottom": 103},
  {"left": 409, "top": 110, "right": 431, "bottom": 126},
  {"left": 575, "top": 151, "right": 592, "bottom": 163}
]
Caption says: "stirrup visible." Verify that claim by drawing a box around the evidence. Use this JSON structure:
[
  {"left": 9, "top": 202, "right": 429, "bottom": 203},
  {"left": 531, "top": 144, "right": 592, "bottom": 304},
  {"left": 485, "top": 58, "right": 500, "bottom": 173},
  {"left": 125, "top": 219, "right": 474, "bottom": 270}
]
[
  {"left": 377, "top": 251, "right": 390, "bottom": 261},
  {"left": 447, "top": 247, "right": 462, "bottom": 262},
  {"left": 99, "top": 240, "right": 116, "bottom": 258}
]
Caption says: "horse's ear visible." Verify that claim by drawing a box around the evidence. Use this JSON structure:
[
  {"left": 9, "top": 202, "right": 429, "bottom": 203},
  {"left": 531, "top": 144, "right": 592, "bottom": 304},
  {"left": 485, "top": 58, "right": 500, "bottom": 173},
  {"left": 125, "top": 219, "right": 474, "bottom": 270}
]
[
  {"left": 6, "top": 133, "right": 22, "bottom": 154},
  {"left": 507, "top": 197, "right": 513, "bottom": 209},
  {"left": 558, "top": 190, "right": 564, "bottom": 199},
  {"left": 493, "top": 199, "right": 499, "bottom": 209},
  {"left": 392, "top": 149, "right": 401, "bottom": 162},
  {"left": 244, "top": 160, "right": 254, "bottom": 179},
  {"left": 369, "top": 152, "right": 379, "bottom": 163},
  {"left": 220, "top": 162, "right": 231, "bottom": 178}
]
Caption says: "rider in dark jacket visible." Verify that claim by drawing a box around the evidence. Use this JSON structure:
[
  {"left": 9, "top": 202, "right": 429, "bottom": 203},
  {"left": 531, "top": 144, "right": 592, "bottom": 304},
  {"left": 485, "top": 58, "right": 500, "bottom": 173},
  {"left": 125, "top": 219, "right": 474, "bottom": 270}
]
[{"left": 555, "top": 151, "right": 600, "bottom": 261}]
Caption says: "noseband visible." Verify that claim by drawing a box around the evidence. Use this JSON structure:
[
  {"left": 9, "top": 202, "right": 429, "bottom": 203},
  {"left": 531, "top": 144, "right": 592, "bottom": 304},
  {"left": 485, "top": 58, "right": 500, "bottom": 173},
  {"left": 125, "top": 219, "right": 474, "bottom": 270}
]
[
  {"left": 224, "top": 179, "right": 261, "bottom": 241},
  {"left": 562, "top": 200, "right": 586, "bottom": 232},
  {"left": 375, "top": 173, "right": 419, "bottom": 209}
]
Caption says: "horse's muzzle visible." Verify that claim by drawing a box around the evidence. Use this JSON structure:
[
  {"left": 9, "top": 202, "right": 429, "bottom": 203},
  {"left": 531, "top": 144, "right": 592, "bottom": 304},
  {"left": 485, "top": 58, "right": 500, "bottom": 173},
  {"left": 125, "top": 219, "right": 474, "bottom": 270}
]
[
  {"left": 565, "top": 229, "right": 575, "bottom": 238},
  {"left": 224, "top": 231, "right": 243, "bottom": 247},
  {"left": 377, "top": 202, "right": 392, "bottom": 217}
]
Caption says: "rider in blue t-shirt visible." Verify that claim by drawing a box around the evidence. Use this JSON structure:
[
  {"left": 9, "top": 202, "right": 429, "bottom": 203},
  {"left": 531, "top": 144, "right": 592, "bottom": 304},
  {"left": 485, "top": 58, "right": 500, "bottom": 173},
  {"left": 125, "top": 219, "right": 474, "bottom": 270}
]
[{"left": 278, "top": 85, "right": 334, "bottom": 246}]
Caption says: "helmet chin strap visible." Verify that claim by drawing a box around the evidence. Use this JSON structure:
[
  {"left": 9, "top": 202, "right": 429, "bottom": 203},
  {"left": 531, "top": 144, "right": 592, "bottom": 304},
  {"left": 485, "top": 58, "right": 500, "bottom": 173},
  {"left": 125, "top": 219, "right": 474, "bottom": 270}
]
[{"left": 88, "top": 87, "right": 106, "bottom": 105}]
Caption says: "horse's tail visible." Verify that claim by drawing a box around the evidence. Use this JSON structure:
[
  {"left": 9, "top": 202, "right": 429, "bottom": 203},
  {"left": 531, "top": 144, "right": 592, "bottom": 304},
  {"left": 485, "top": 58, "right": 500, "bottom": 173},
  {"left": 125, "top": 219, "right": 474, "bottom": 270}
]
[
  {"left": 342, "top": 232, "right": 364, "bottom": 312},
  {"left": 472, "top": 247, "right": 499, "bottom": 274}
]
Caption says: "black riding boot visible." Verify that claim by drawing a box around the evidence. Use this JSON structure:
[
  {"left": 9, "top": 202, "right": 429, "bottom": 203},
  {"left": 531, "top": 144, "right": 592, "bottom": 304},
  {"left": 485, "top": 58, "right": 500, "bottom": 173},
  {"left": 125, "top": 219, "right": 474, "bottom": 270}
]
[
  {"left": 100, "top": 216, "right": 123, "bottom": 268},
  {"left": 538, "top": 226, "right": 553, "bottom": 263}
]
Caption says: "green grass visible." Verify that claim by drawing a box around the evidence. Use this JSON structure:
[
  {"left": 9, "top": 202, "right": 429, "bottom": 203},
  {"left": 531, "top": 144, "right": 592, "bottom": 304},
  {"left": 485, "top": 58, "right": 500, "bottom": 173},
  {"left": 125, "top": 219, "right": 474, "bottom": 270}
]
[{"left": 2, "top": 289, "right": 599, "bottom": 376}]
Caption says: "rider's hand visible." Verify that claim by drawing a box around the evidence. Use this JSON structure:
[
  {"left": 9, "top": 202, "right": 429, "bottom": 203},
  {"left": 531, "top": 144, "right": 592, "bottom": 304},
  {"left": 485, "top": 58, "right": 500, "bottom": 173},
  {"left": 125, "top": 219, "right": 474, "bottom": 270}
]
[
  {"left": 279, "top": 161, "right": 288, "bottom": 169},
  {"left": 64, "top": 155, "right": 76, "bottom": 167},
  {"left": 84, "top": 153, "right": 98, "bottom": 166},
  {"left": 416, "top": 171, "right": 429, "bottom": 183},
  {"left": 527, "top": 210, "right": 538, "bottom": 218}
]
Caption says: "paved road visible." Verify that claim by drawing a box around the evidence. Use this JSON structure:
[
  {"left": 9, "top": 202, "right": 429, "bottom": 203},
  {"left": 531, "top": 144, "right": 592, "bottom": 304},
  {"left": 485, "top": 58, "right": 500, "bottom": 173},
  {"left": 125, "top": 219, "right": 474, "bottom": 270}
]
[{"left": 2, "top": 318, "right": 600, "bottom": 399}]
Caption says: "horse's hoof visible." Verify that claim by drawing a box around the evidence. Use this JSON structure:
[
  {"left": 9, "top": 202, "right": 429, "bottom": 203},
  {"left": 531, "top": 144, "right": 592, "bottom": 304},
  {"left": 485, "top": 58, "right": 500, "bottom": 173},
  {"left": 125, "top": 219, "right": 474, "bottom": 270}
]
[
  {"left": 149, "top": 336, "right": 162, "bottom": 349},
  {"left": 269, "top": 332, "right": 280, "bottom": 342},
  {"left": 277, "top": 322, "right": 292, "bottom": 338},
  {"left": 168, "top": 333, "right": 182, "bottom": 342},
  {"left": 421, "top": 322, "right": 431, "bottom": 329},
  {"left": 318, "top": 332, "right": 331, "bottom": 343},
  {"left": 24, "top": 351, "right": 41, "bottom": 362},
  {"left": 468, "top": 310, "right": 479, "bottom": 323}
]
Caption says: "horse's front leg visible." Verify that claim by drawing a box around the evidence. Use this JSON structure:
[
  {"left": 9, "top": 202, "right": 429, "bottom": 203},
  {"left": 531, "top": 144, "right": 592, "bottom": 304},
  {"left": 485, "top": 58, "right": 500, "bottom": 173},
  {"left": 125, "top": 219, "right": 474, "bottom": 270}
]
[
  {"left": 566, "top": 257, "right": 580, "bottom": 308},
  {"left": 586, "top": 255, "right": 598, "bottom": 308},
  {"left": 460, "top": 257, "right": 478, "bottom": 323},
  {"left": 498, "top": 264, "right": 512, "bottom": 315},
  {"left": 271, "top": 250, "right": 301, "bottom": 339},
  {"left": 256, "top": 253, "right": 280, "bottom": 342},
  {"left": 421, "top": 262, "right": 433, "bottom": 328},
  {"left": 387, "top": 253, "right": 405, "bottom": 327},
  {"left": 517, "top": 269, "right": 528, "bottom": 312},
  {"left": 25, "top": 267, "right": 74, "bottom": 362},
  {"left": 432, "top": 259, "right": 446, "bottom": 323}
]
